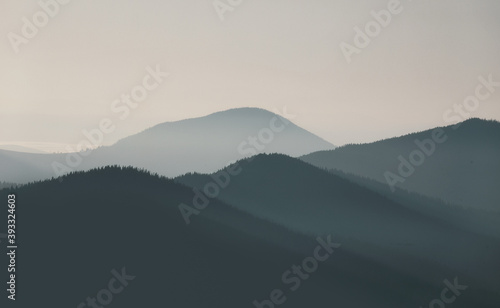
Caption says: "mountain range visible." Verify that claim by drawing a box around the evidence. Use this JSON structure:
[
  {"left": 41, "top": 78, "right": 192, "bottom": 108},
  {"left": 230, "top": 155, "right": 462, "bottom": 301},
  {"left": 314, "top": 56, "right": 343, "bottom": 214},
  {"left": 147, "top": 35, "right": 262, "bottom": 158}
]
[
  {"left": 1, "top": 110, "right": 499, "bottom": 307},
  {"left": 0, "top": 108, "right": 334, "bottom": 183},
  {"left": 176, "top": 154, "right": 500, "bottom": 290},
  {"left": 1, "top": 165, "right": 499, "bottom": 307}
]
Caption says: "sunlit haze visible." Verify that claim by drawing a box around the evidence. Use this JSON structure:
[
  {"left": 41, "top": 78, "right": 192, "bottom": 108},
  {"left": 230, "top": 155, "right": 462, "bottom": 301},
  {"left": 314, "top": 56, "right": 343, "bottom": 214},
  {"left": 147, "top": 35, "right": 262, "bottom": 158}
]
[{"left": 1, "top": 0, "right": 499, "bottom": 152}]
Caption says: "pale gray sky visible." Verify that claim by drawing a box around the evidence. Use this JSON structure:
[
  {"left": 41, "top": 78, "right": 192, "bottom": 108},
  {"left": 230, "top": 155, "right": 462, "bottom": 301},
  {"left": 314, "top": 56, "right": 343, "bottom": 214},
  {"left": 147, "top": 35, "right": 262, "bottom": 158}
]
[{"left": 1, "top": 0, "right": 499, "bottom": 152}]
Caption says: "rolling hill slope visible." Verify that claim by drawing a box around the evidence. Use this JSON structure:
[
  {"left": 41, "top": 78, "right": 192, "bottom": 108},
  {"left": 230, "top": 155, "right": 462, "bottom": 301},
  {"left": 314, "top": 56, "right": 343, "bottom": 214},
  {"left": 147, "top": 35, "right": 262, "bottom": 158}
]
[
  {"left": 301, "top": 118, "right": 500, "bottom": 211},
  {"left": 3, "top": 167, "right": 495, "bottom": 307},
  {"left": 176, "top": 154, "right": 500, "bottom": 302}
]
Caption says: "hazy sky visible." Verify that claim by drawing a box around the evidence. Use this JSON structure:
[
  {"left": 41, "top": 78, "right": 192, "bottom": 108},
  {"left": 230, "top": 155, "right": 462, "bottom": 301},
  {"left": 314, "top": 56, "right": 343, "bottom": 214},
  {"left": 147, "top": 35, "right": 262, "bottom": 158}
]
[{"left": 1, "top": 0, "right": 499, "bottom": 152}]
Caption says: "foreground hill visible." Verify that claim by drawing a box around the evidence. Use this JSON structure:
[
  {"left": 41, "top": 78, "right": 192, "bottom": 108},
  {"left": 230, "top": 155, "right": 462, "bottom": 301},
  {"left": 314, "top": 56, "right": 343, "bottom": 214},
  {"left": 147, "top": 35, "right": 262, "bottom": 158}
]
[
  {"left": 301, "top": 118, "right": 500, "bottom": 211},
  {"left": 0, "top": 167, "right": 324, "bottom": 307},
  {"left": 0, "top": 108, "right": 334, "bottom": 183},
  {"left": 3, "top": 167, "right": 495, "bottom": 307}
]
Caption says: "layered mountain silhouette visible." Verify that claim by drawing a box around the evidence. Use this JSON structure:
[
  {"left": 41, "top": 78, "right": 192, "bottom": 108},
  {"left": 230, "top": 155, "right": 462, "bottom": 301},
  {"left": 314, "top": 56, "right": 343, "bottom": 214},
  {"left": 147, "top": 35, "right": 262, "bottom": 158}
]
[
  {"left": 301, "top": 118, "right": 500, "bottom": 211},
  {"left": 2, "top": 116, "right": 499, "bottom": 307},
  {"left": 2, "top": 166, "right": 499, "bottom": 307},
  {"left": 176, "top": 154, "right": 500, "bottom": 301},
  {"left": 0, "top": 108, "right": 334, "bottom": 183},
  {"left": 326, "top": 167, "right": 500, "bottom": 239}
]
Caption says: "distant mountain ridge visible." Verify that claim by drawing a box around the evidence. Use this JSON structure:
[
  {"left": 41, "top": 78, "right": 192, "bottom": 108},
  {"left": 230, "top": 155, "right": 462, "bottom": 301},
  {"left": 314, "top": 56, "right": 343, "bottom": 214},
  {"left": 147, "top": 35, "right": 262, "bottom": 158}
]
[
  {"left": 106, "top": 108, "right": 335, "bottom": 175},
  {"left": 0, "top": 108, "right": 335, "bottom": 183},
  {"left": 0, "top": 144, "right": 47, "bottom": 154}
]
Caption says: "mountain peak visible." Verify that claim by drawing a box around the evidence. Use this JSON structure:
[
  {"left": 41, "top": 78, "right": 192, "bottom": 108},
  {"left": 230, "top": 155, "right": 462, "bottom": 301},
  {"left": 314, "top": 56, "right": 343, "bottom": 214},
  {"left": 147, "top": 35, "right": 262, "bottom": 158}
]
[
  {"left": 457, "top": 117, "right": 500, "bottom": 128},
  {"left": 209, "top": 107, "right": 278, "bottom": 117}
]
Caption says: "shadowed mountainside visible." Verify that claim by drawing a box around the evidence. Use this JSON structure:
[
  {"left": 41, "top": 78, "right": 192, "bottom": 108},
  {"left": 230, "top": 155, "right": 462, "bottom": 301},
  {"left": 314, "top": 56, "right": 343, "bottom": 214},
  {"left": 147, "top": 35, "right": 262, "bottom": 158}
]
[
  {"left": 3, "top": 167, "right": 497, "bottom": 307},
  {"left": 176, "top": 154, "right": 500, "bottom": 303},
  {"left": 325, "top": 167, "right": 500, "bottom": 239},
  {"left": 301, "top": 118, "right": 500, "bottom": 211}
]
